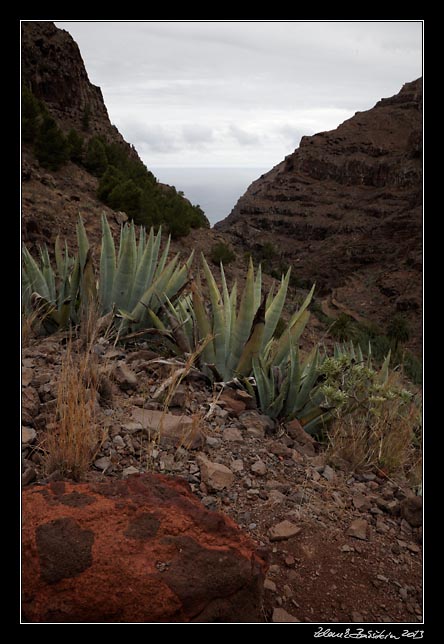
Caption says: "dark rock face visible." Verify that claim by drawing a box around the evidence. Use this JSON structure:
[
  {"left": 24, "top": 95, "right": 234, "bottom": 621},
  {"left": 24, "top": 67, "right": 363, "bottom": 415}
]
[
  {"left": 216, "top": 79, "right": 422, "bottom": 352},
  {"left": 21, "top": 21, "right": 127, "bottom": 146},
  {"left": 22, "top": 474, "right": 267, "bottom": 623}
]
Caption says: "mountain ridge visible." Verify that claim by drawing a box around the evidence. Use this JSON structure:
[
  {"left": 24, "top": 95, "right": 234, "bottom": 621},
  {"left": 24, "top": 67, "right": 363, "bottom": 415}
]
[{"left": 216, "top": 78, "right": 422, "bottom": 354}]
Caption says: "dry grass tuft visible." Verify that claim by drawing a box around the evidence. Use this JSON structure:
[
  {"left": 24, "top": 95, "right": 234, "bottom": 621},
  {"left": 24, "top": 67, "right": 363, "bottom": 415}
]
[
  {"left": 43, "top": 306, "right": 106, "bottom": 481},
  {"left": 326, "top": 395, "right": 422, "bottom": 488}
]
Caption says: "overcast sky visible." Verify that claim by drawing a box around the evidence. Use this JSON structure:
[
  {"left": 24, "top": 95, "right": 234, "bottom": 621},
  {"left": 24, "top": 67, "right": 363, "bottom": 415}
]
[{"left": 55, "top": 21, "right": 423, "bottom": 169}]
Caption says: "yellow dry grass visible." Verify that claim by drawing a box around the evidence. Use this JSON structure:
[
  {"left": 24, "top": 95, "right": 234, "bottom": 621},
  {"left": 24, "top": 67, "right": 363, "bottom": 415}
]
[
  {"left": 326, "top": 395, "right": 422, "bottom": 487},
  {"left": 43, "top": 306, "right": 106, "bottom": 480}
]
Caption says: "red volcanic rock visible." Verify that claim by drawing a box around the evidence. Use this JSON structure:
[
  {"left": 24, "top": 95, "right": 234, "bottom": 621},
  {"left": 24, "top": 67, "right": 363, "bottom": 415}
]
[{"left": 22, "top": 474, "right": 267, "bottom": 623}]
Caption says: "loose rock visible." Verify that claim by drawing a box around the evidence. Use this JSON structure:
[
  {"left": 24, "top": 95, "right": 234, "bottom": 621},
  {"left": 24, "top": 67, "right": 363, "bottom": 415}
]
[
  {"left": 22, "top": 426, "right": 37, "bottom": 445},
  {"left": 272, "top": 607, "right": 300, "bottom": 622},
  {"left": 346, "top": 519, "right": 368, "bottom": 541},
  {"left": 251, "top": 460, "right": 267, "bottom": 476},
  {"left": 132, "top": 407, "right": 204, "bottom": 449},
  {"left": 198, "top": 456, "right": 234, "bottom": 492},
  {"left": 269, "top": 520, "right": 301, "bottom": 542},
  {"left": 400, "top": 496, "right": 422, "bottom": 528},
  {"left": 222, "top": 426, "right": 244, "bottom": 443},
  {"left": 112, "top": 361, "right": 138, "bottom": 391}
]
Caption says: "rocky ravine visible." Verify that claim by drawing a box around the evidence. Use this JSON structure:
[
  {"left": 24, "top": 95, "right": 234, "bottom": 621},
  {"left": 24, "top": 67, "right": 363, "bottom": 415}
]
[
  {"left": 22, "top": 334, "right": 423, "bottom": 624},
  {"left": 216, "top": 79, "right": 423, "bottom": 355}
]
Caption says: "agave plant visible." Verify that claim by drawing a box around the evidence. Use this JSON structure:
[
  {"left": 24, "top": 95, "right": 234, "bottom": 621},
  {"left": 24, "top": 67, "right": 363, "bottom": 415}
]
[
  {"left": 22, "top": 213, "right": 194, "bottom": 336},
  {"left": 162, "top": 254, "right": 315, "bottom": 382},
  {"left": 249, "top": 339, "right": 393, "bottom": 435},
  {"left": 22, "top": 221, "right": 87, "bottom": 333},
  {"left": 97, "top": 214, "right": 194, "bottom": 334},
  {"left": 249, "top": 344, "right": 334, "bottom": 434}
]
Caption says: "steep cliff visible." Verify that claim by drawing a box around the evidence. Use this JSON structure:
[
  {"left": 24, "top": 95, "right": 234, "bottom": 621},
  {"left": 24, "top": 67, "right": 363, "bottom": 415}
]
[
  {"left": 21, "top": 21, "right": 208, "bottom": 251},
  {"left": 21, "top": 21, "right": 129, "bottom": 148},
  {"left": 216, "top": 79, "right": 423, "bottom": 353}
]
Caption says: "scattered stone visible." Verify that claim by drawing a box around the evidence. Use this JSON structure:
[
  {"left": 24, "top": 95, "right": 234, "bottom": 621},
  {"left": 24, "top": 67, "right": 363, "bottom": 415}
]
[
  {"left": 272, "top": 607, "right": 300, "bottom": 622},
  {"left": 112, "top": 361, "right": 138, "bottom": 391},
  {"left": 238, "top": 410, "right": 274, "bottom": 434},
  {"left": 284, "top": 555, "right": 295, "bottom": 566},
  {"left": 231, "top": 459, "right": 244, "bottom": 473},
  {"left": 222, "top": 426, "right": 244, "bottom": 443},
  {"left": 94, "top": 457, "right": 112, "bottom": 472},
  {"left": 264, "top": 578, "right": 277, "bottom": 592},
  {"left": 376, "top": 517, "right": 390, "bottom": 533},
  {"left": 22, "top": 426, "right": 37, "bottom": 445},
  {"left": 376, "top": 575, "right": 389, "bottom": 583},
  {"left": 132, "top": 408, "right": 204, "bottom": 450},
  {"left": 322, "top": 464, "right": 336, "bottom": 481},
  {"left": 121, "top": 421, "right": 143, "bottom": 434},
  {"left": 22, "top": 467, "right": 37, "bottom": 486},
  {"left": 22, "top": 367, "right": 34, "bottom": 387},
  {"left": 351, "top": 611, "right": 364, "bottom": 622},
  {"left": 400, "top": 587, "right": 409, "bottom": 601},
  {"left": 198, "top": 457, "right": 234, "bottom": 492},
  {"left": 286, "top": 419, "right": 316, "bottom": 456},
  {"left": 206, "top": 436, "right": 220, "bottom": 448},
  {"left": 269, "top": 520, "right": 301, "bottom": 542},
  {"left": 246, "top": 427, "right": 265, "bottom": 439},
  {"left": 400, "top": 496, "right": 422, "bottom": 528},
  {"left": 113, "top": 435, "right": 125, "bottom": 448},
  {"left": 122, "top": 466, "right": 141, "bottom": 478},
  {"left": 169, "top": 384, "right": 188, "bottom": 408},
  {"left": 332, "top": 491, "right": 345, "bottom": 508},
  {"left": 346, "top": 519, "right": 368, "bottom": 541},
  {"left": 268, "top": 489, "right": 286, "bottom": 504},
  {"left": 126, "top": 349, "right": 159, "bottom": 363},
  {"left": 352, "top": 494, "right": 371, "bottom": 511},
  {"left": 251, "top": 460, "right": 267, "bottom": 476},
  {"left": 407, "top": 543, "right": 420, "bottom": 554},
  {"left": 22, "top": 386, "right": 40, "bottom": 425},
  {"left": 22, "top": 474, "right": 267, "bottom": 623},
  {"left": 219, "top": 392, "right": 247, "bottom": 416}
]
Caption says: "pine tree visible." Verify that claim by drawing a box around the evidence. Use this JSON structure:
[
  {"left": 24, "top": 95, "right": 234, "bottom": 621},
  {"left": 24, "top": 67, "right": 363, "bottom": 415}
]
[
  {"left": 67, "top": 129, "right": 84, "bottom": 164},
  {"left": 84, "top": 137, "right": 108, "bottom": 176},
  {"left": 22, "top": 85, "right": 42, "bottom": 143},
  {"left": 34, "top": 115, "right": 69, "bottom": 170}
]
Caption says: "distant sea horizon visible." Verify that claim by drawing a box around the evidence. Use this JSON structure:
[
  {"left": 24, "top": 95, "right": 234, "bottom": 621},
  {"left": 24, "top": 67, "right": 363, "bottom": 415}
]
[{"left": 151, "top": 167, "right": 269, "bottom": 227}]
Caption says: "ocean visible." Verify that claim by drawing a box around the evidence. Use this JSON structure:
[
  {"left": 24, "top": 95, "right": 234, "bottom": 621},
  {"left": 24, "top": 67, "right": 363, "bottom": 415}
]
[{"left": 151, "top": 167, "right": 268, "bottom": 227}]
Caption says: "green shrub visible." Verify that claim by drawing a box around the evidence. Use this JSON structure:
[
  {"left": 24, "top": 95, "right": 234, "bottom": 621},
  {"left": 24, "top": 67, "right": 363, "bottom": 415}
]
[
  {"left": 108, "top": 179, "right": 142, "bottom": 219},
  {"left": 84, "top": 136, "right": 108, "bottom": 176},
  {"left": 67, "top": 129, "right": 84, "bottom": 164},
  {"left": 387, "top": 314, "right": 410, "bottom": 349},
  {"left": 329, "top": 313, "right": 358, "bottom": 343},
  {"left": 22, "top": 84, "right": 42, "bottom": 143},
  {"left": 210, "top": 242, "right": 236, "bottom": 266},
  {"left": 34, "top": 115, "right": 69, "bottom": 170}
]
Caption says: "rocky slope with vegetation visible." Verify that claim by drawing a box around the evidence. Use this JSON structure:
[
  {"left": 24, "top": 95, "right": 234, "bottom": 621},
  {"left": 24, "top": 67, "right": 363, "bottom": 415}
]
[
  {"left": 21, "top": 20, "right": 209, "bottom": 250},
  {"left": 216, "top": 79, "right": 423, "bottom": 359},
  {"left": 21, "top": 22, "right": 423, "bottom": 625}
]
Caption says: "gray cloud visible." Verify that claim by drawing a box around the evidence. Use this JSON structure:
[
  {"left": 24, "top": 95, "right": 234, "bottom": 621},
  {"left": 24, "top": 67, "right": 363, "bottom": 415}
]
[
  {"left": 56, "top": 20, "right": 422, "bottom": 167},
  {"left": 228, "top": 124, "right": 261, "bottom": 146}
]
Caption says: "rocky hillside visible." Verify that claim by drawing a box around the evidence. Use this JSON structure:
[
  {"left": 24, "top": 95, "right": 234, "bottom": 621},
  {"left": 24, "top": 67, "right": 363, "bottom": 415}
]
[
  {"left": 21, "top": 21, "right": 131, "bottom": 148},
  {"left": 216, "top": 79, "right": 423, "bottom": 354},
  {"left": 21, "top": 21, "right": 208, "bottom": 252}
]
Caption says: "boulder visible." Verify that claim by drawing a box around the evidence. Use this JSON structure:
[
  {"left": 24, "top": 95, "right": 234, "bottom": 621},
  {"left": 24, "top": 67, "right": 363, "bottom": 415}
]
[{"left": 22, "top": 474, "right": 267, "bottom": 623}]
